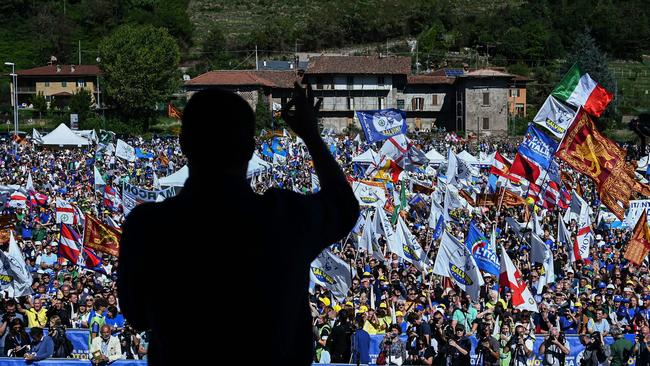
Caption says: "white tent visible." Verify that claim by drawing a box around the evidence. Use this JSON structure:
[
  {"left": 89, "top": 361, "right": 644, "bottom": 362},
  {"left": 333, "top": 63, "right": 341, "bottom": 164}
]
[
  {"left": 39, "top": 124, "right": 92, "bottom": 147},
  {"left": 352, "top": 149, "right": 379, "bottom": 164},
  {"left": 457, "top": 150, "right": 480, "bottom": 165},
  {"left": 247, "top": 153, "right": 272, "bottom": 178},
  {"left": 425, "top": 149, "right": 446, "bottom": 165},
  {"left": 479, "top": 151, "right": 496, "bottom": 167},
  {"left": 159, "top": 165, "right": 189, "bottom": 187}
]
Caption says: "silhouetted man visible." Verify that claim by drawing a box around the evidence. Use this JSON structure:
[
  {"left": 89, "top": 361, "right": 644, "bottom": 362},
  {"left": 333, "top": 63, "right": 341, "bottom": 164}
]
[{"left": 118, "top": 84, "right": 359, "bottom": 366}]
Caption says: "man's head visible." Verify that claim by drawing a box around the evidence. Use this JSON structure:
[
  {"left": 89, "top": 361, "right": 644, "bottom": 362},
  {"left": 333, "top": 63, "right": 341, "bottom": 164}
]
[
  {"left": 30, "top": 327, "right": 43, "bottom": 341},
  {"left": 181, "top": 89, "right": 255, "bottom": 173},
  {"left": 100, "top": 325, "right": 111, "bottom": 341},
  {"left": 33, "top": 298, "right": 42, "bottom": 311}
]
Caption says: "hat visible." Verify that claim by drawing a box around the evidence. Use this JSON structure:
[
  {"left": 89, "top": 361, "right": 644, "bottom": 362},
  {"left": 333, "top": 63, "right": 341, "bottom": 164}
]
[
  {"left": 358, "top": 305, "right": 368, "bottom": 314},
  {"left": 345, "top": 301, "right": 354, "bottom": 307},
  {"left": 319, "top": 297, "right": 331, "bottom": 307},
  {"left": 607, "top": 284, "right": 615, "bottom": 290},
  {"left": 379, "top": 303, "right": 387, "bottom": 308},
  {"left": 362, "top": 271, "right": 372, "bottom": 278},
  {"left": 626, "top": 280, "right": 635, "bottom": 285},
  {"left": 574, "top": 302, "right": 583, "bottom": 307},
  {"left": 596, "top": 234, "right": 603, "bottom": 240},
  {"left": 624, "top": 287, "right": 633, "bottom": 293},
  {"left": 333, "top": 304, "right": 342, "bottom": 312},
  {"left": 585, "top": 285, "right": 593, "bottom": 290},
  {"left": 614, "top": 296, "right": 624, "bottom": 302},
  {"left": 396, "top": 311, "right": 404, "bottom": 317},
  {"left": 415, "top": 304, "right": 425, "bottom": 312}
]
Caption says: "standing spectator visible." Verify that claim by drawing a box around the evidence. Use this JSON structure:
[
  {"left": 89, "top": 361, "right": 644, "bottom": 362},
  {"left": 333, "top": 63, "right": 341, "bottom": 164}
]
[
  {"left": 587, "top": 309, "right": 611, "bottom": 336},
  {"left": 327, "top": 309, "right": 353, "bottom": 363},
  {"left": 24, "top": 327, "right": 53, "bottom": 362},
  {"left": 509, "top": 323, "right": 534, "bottom": 366},
  {"left": 4, "top": 319, "right": 30, "bottom": 357},
  {"left": 609, "top": 326, "right": 633, "bottom": 366},
  {"left": 475, "top": 324, "right": 500, "bottom": 366},
  {"left": 351, "top": 316, "right": 370, "bottom": 365},
  {"left": 635, "top": 326, "right": 650, "bottom": 366},
  {"left": 579, "top": 332, "right": 609, "bottom": 366},
  {"left": 21, "top": 298, "right": 47, "bottom": 328},
  {"left": 445, "top": 324, "right": 471, "bottom": 366},
  {"left": 379, "top": 324, "right": 407, "bottom": 365}
]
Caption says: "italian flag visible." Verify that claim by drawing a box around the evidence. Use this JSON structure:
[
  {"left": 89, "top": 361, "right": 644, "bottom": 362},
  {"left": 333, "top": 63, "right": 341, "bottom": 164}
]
[{"left": 551, "top": 64, "right": 613, "bottom": 117}]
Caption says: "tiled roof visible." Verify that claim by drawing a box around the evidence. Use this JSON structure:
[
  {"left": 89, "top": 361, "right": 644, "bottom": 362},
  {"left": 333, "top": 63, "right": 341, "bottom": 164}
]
[
  {"left": 185, "top": 70, "right": 300, "bottom": 88},
  {"left": 407, "top": 75, "right": 455, "bottom": 85},
  {"left": 305, "top": 56, "right": 411, "bottom": 75},
  {"left": 16, "top": 65, "right": 101, "bottom": 76}
]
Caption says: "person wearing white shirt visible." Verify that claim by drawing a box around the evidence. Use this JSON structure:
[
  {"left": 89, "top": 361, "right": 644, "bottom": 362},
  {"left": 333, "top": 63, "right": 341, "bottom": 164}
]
[{"left": 89, "top": 325, "right": 123, "bottom": 365}]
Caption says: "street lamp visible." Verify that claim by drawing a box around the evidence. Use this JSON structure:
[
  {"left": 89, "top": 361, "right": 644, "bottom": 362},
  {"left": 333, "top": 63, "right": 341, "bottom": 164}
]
[{"left": 4, "top": 62, "right": 17, "bottom": 154}]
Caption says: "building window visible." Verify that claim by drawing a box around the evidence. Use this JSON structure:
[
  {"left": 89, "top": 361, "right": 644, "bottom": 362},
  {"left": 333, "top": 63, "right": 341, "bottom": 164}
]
[
  {"left": 318, "top": 97, "right": 324, "bottom": 109},
  {"left": 316, "top": 77, "right": 323, "bottom": 90},
  {"left": 516, "top": 103, "right": 525, "bottom": 117},
  {"left": 77, "top": 80, "right": 86, "bottom": 88},
  {"left": 411, "top": 97, "right": 424, "bottom": 111},
  {"left": 62, "top": 81, "right": 67, "bottom": 87},
  {"left": 44, "top": 81, "right": 50, "bottom": 87},
  {"left": 482, "top": 92, "right": 490, "bottom": 106},
  {"left": 432, "top": 94, "right": 438, "bottom": 106},
  {"left": 482, "top": 117, "right": 490, "bottom": 130},
  {"left": 510, "top": 89, "right": 520, "bottom": 97},
  {"left": 378, "top": 97, "right": 385, "bottom": 109},
  {"left": 378, "top": 76, "right": 384, "bottom": 86},
  {"left": 347, "top": 97, "right": 354, "bottom": 110},
  {"left": 397, "top": 99, "right": 405, "bottom": 110},
  {"left": 330, "top": 77, "right": 335, "bottom": 90},
  {"left": 347, "top": 76, "right": 354, "bottom": 89}
]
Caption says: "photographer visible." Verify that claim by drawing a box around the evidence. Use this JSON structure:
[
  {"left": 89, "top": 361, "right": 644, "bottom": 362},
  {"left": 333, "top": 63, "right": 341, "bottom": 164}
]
[
  {"left": 475, "top": 323, "right": 500, "bottom": 366},
  {"left": 634, "top": 325, "right": 650, "bottom": 366},
  {"left": 539, "top": 327, "right": 569, "bottom": 366},
  {"left": 579, "top": 332, "right": 609, "bottom": 366},
  {"left": 444, "top": 324, "right": 471, "bottom": 366},
  {"left": 609, "top": 326, "right": 633, "bottom": 366},
  {"left": 509, "top": 323, "right": 534, "bottom": 366},
  {"left": 378, "top": 324, "right": 407, "bottom": 365}
]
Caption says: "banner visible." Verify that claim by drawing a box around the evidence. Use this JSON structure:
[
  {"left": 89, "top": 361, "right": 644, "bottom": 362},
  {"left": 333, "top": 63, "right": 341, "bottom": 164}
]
[
  {"left": 532, "top": 95, "right": 577, "bottom": 138},
  {"left": 357, "top": 109, "right": 408, "bottom": 143},
  {"left": 518, "top": 125, "right": 559, "bottom": 170},
  {"left": 624, "top": 200, "right": 650, "bottom": 228},
  {"left": 309, "top": 248, "right": 353, "bottom": 301},
  {"left": 122, "top": 182, "right": 176, "bottom": 216},
  {"left": 83, "top": 215, "right": 121, "bottom": 257}
]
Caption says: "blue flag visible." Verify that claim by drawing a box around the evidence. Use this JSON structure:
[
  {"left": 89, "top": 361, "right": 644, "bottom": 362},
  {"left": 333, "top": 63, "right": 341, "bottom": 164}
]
[
  {"left": 464, "top": 221, "right": 499, "bottom": 275},
  {"left": 271, "top": 138, "right": 287, "bottom": 157},
  {"left": 356, "top": 108, "right": 407, "bottom": 143},
  {"left": 518, "top": 125, "right": 559, "bottom": 170},
  {"left": 432, "top": 214, "right": 444, "bottom": 241},
  {"left": 261, "top": 143, "right": 274, "bottom": 158}
]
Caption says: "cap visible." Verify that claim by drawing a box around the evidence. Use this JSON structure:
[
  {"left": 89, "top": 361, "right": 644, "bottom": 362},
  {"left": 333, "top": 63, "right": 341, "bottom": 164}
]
[
  {"left": 575, "top": 302, "right": 583, "bottom": 307},
  {"left": 379, "top": 303, "right": 387, "bottom": 308},
  {"left": 614, "top": 296, "right": 624, "bottom": 302},
  {"left": 358, "top": 305, "right": 368, "bottom": 314},
  {"left": 624, "top": 287, "right": 633, "bottom": 293},
  {"left": 598, "top": 282, "right": 607, "bottom": 289},
  {"left": 319, "top": 297, "right": 331, "bottom": 307},
  {"left": 333, "top": 304, "right": 342, "bottom": 312},
  {"left": 607, "top": 284, "right": 615, "bottom": 290},
  {"left": 396, "top": 311, "right": 404, "bottom": 317},
  {"left": 415, "top": 304, "right": 425, "bottom": 312},
  {"left": 345, "top": 301, "right": 354, "bottom": 307}
]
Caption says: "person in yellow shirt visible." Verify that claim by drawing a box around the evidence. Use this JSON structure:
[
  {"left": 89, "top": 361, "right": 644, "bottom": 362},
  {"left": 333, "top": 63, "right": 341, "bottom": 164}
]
[
  {"left": 376, "top": 303, "right": 392, "bottom": 334},
  {"left": 21, "top": 298, "right": 48, "bottom": 328},
  {"left": 361, "top": 307, "right": 380, "bottom": 335}
]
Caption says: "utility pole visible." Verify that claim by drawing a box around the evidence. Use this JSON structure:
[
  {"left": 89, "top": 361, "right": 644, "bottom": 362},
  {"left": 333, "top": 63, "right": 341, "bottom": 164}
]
[
  {"left": 78, "top": 40, "right": 81, "bottom": 65},
  {"left": 255, "top": 45, "right": 258, "bottom": 70}
]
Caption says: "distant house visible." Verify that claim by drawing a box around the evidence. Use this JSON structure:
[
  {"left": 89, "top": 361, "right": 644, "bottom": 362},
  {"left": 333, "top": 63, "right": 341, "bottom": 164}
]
[
  {"left": 12, "top": 64, "right": 101, "bottom": 109},
  {"left": 186, "top": 55, "right": 528, "bottom": 136},
  {"left": 184, "top": 70, "right": 300, "bottom": 112},
  {"left": 256, "top": 60, "right": 308, "bottom": 71}
]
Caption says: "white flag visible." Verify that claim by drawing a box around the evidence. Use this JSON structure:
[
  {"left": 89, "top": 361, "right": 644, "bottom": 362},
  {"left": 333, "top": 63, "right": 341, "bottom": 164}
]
[
  {"left": 395, "top": 216, "right": 427, "bottom": 271},
  {"left": 533, "top": 95, "right": 576, "bottom": 139},
  {"left": 115, "top": 139, "right": 136, "bottom": 162},
  {"left": 433, "top": 231, "right": 483, "bottom": 300},
  {"left": 311, "top": 173, "right": 320, "bottom": 193},
  {"left": 55, "top": 198, "right": 75, "bottom": 224},
  {"left": 443, "top": 185, "right": 462, "bottom": 221},
  {"left": 353, "top": 181, "right": 387, "bottom": 208},
  {"left": 428, "top": 194, "right": 444, "bottom": 228},
  {"left": 446, "top": 148, "right": 458, "bottom": 185},
  {"left": 0, "top": 232, "right": 32, "bottom": 297},
  {"left": 26, "top": 173, "right": 34, "bottom": 192},
  {"left": 377, "top": 206, "right": 400, "bottom": 256},
  {"left": 153, "top": 172, "right": 161, "bottom": 190},
  {"left": 309, "top": 248, "right": 353, "bottom": 301},
  {"left": 32, "top": 128, "right": 43, "bottom": 144},
  {"left": 358, "top": 212, "right": 374, "bottom": 254},
  {"left": 531, "top": 233, "right": 555, "bottom": 294}
]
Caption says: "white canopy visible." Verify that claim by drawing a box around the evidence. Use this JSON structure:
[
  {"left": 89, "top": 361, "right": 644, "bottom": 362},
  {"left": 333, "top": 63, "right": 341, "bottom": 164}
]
[
  {"left": 247, "top": 153, "right": 272, "bottom": 178},
  {"left": 39, "top": 124, "right": 92, "bottom": 146},
  {"left": 457, "top": 150, "right": 480, "bottom": 165},
  {"left": 638, "top": 155, "right": 649, "bottom": 171},
  {"left": 352, "top": 149, "right": 379, "bottom": 164},
  {"left": 479, "top": 151, "right": 496, "bottom": 166},
  {"left": 425, "top": 149, "right": 446, "bottom": 165},
  {"left": 159, "top": 165, "right": 189, "bottom": 187},
  {"left": 74, "top": 130, "right": 98, "bottom": 143}
]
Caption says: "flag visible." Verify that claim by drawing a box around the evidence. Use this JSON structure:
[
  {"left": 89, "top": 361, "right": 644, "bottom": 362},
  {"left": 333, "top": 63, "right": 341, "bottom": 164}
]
[
  {"left": 311, "top": 173, "right": 320, "bottom": 193},
  {"left": 357, "top": 109, "right": 408, "bottom": 143},
  {"left": 557, "top": 213, "right": 572, "bottom": 249},
  {"left": 391, "top": 182, "right": 407, "bottom": 225},
  {"left": 358, "top": 212, "right": 374, "bottom": 254},
  {"left": 80, "top": 247, "right": 105, "bottom": 273},
  {"left": 56, "top": 198, "right": 75, "bottom": 224},
  {"left": 167, "top": 103, "right": 182, "bottom": 120},
  {"left": 59, "top": 224, "right": 82, "bottom": 263},
  {"left": 394, "top": 216, "right": 427, "bottom": 271},
  {"left": 115, "top": 139, "right": 136, "bottom": 162},
  {"left": 9, "top": 192, "right": 27, "bottom": 209},
  {"left": 376, "top": 206, "right": 400, "bottom": 255},
  {"left": 490, "top": 152, "right": 517, "bottom": 181},
  {"left": 532, "top": 95, "right": 577, "bottom": 138},
  {"left": 0, "top": 231, "right": 32, "bottom": 297},
  {"left": 465, "top": 221, "right": 500, "bottom": 275},
  {"left": 514, "top": 125, "right": 559, "bottom": 171},
  {"left": 99, "top": 130, "right": 115, "bottom": 144},
  {"left": 83, "top": 214, "right": 122, "bottom": 256},
  {"left": 572, "top": 226, "right": 593, "bottom": 262},
  {"left": 433, "top": 231, "right": 483, "bottom": 300},
  {"left": 624, "top": 209, "right": 650, "bottom": 265},
  {"left": 499, "top": 246, "right": 538, "bottom": 312},
  {"left": 556, "top": 110, "right": 650, "bottom": 220},
  {"left": 552, "top": 63, "right": 613, "bottom": 117},
  {"left": 73, "top": 205, "right": 85, "bottom": 226},
  {"left": 380, "top": 134, "right": 410, "bottom": 167},
  {"left": 26, "top": 173, "right": 34, "bottom": 192},
  {"left": 310, "top": 248, "right": 353, "bottom": 301},
  {"left": 94, "top": 166, "right": 106, "bottom": 188},
  {"left": 531, "top": 233, "right": 555, "bottom": 294},
  {"left": 510, "top": 153, "right": 543, "bottom": 184},
  {"left": 443, "top": 185, "right": 463, "bottom": 221},
  {"left": 352, "top": 180, "right": 387, "bottom": 208},
  {"left": 271, "top": 138, "right": 287, "bottom": 157},
  {"left": 103, "top": 186, "right": 120, "bottom": 211},
  {"left": 32, "top": 129, "right": 43, "bottom": 144}
]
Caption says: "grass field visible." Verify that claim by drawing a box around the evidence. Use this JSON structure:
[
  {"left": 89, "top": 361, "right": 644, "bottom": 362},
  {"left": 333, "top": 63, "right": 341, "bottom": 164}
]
[{"left": 609, "top": 59, "right": 650, "bottom": 114}]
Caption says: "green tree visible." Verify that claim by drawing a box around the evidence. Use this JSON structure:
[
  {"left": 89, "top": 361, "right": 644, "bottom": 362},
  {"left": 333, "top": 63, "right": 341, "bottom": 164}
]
[
  {"left": 202, "top": 24, "right": 231, "bottom": 69},
  {"left": 69, "top": 89, "right": 92, "bottom": 123},
  {"left": 99, "top": 24, "right": 180, "bottom": 131},
  {"left": 255, "top": 91, "right": 273, "bottom": 133},
  {"left": 31, "top": 91, "right": 47, "bottom": 119}
]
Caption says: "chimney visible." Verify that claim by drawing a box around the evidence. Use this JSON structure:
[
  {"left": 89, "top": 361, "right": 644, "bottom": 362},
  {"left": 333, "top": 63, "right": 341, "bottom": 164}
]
[
  {"left": 71, "top": 65, "right": 75, "bottom": 73},
  {"left": 56, "top": 65, "right": 61, "bottom": 73}
]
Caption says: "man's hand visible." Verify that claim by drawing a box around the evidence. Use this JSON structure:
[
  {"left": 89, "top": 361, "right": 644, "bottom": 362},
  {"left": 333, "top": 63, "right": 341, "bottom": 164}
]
[{"left": 281, "top": 82, "right": 322, "bottom": 143}]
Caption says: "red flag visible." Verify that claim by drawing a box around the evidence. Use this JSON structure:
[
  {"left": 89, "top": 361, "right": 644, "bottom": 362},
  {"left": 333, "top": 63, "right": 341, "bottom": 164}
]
[
  {"left": 624, "top": 209, "right": 650, "bottom": 265},
  {"left": 499, "top": 247, "right": 538, "bottom": 312},
  {"left": 82, "top": 214, "right": 122, "bottom": 256}
]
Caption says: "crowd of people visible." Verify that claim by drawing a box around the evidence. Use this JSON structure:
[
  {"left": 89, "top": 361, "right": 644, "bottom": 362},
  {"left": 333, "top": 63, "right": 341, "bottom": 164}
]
[{"left": 0, "top": 126, "right": 648, "bottom": 366}]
